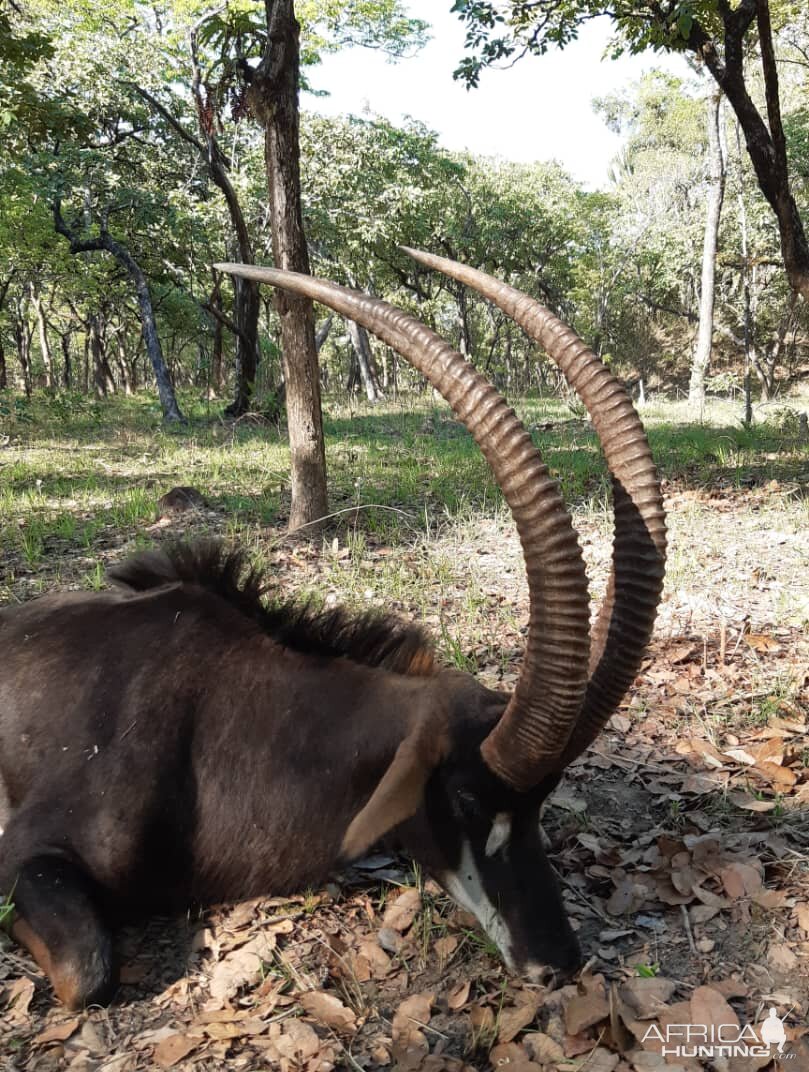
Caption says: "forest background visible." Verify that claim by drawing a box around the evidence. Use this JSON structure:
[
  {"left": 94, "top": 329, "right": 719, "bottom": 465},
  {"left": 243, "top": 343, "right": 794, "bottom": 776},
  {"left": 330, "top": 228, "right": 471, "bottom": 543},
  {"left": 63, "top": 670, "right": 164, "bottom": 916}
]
[
  {"left": 1, "top": 3, "right": 809, "bottom": 1069},
  {"left": 2, "top": 0, "right": 808, "bottom": 439}
]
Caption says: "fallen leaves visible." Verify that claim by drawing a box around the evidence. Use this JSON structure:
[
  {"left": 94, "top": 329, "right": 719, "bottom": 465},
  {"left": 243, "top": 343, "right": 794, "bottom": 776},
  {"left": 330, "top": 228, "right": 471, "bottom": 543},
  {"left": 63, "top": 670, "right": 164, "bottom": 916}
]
[
  {"left": 392, "top": 991, "right": 434, "bottom": 1069},
  {"left": 382, "top": 887, "right": 422, "bottom": 932},
  {"left": 153, "top": 1033, "right": 199, "bottom": 1069},
  {"left": 497, "top": 994, "right": 540, "bottom": 1043},
  {"left": 2, "top": 610, "right": 805, "bottom": 1072},
  {"left": 33, "top": 1017, "right": 82, "bottom": 1047},
  {"left": 564, "top": 973, "right": 611, "bottom": 1035},
  {"left": 299, "top": 991, "right": 357, "bottom": 1035}
]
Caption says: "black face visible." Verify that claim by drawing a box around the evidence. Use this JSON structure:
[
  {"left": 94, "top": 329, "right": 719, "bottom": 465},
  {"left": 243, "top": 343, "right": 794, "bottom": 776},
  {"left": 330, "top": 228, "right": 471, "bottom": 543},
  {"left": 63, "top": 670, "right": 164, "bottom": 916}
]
[{"left": 397, "top": 749, "right": 582, "bottom": 984}]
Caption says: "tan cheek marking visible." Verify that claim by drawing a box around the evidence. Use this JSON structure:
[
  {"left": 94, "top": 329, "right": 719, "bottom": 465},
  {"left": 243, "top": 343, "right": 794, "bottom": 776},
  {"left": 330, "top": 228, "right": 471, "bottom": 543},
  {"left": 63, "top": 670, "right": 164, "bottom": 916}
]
[
  {"left": 485, "top": 812, "right": 512, "bottom": 857},
  {"left": 12, "top": 917, "right": 85, "bottom": 1009}
]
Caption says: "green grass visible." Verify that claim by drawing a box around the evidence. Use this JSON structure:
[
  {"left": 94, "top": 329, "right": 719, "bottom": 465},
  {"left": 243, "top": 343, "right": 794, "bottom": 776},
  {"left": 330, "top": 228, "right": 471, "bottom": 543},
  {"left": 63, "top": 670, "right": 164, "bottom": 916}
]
[{"left": 2, "top": 388, "right": 807, "bottom": 637}]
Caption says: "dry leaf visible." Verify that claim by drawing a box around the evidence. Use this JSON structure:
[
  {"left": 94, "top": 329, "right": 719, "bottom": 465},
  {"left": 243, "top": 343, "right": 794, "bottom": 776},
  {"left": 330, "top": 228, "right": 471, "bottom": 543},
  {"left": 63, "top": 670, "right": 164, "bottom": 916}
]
[
  {"left": 393, "top": 991, "right": 434, "bottom": 1038},
  {"left": 392, "top": 991, "right": 433, "bottom": 1069},
  {"left": 794, "top": 903, "right": 809, "bottom": 933},
  {"left": 447, "top": 980, "right": 471, "bottom": 1010},
  {"left": 300, "top": 990, "right": 357, "bottom": 1035},
  {"left": 274, "top": 1020, "right": 321, "bottom": 1061},
  {"left": 498, "top": 997, "right": 540, "bottom": 1043},
  {"left": 751, "top": 887, "right": 789, "bottom": 910},
  {"left": 370, "top": 1042, "right": 392, "bottom": 1066},
  {"left": 208, "top": 944, "right": 264, "bottom": 1002},
  {"left": 690, "top": 985, "right": 738, "bottom": 1037},
  {"left": 523, "top": 1031, "right": 565, "bottom": 1064},
  {"left": 744, "top": 634, "right": 780, "bottom": 652},
  {"left": 197, "top": 1022, "right": 241, "bottom": 1041},
  {"left": 434, "top": 935, "right": 458, "bottom": 963},
  {"left": 723, "top": 747, "right": 756, "bottom": 766},
  {"left": 619, "top": 977, "right": 677, "bottom": 1020},
  {"left": 565, "top": 1032, "right": 600, "bottom": 1057},
  {"left": 489, "top": 1041, "right": 540, "bottom": 1069},
  {"left": 98, "top": 1056, "right": 136, "bottom": 1072},
  {"left": 470, "top": 1005, "right": 496, "bottom": 1033},
  {"left": 687, "top": 738, "right": 726, "bottom": 770},
  {"left": 767, "top": 943, "right": 798, "bottom": 971},
  {"left": 719, "top": 862, "right": 762, "bottom": 900},
  {"left": 728, "top": 792, "right": 777, "bottom": 812},
  {"left": 34, "top": 1017, "right": 82, "bottom": 1046},
  {"left": 3, "top": 977, "right": 35, "bottom": 1018},
  {"left": 354, "top": 938, "right": 391, "bottom": 980},
  {"left": 382, "top": 888, "right": 421, "bottom": 932},
  {"left": 582, "top": 1050, "right": 620, "bottom": 1072},
  {"left": 153, "top": 1033, "right": 198, "bottom": 1069},
  {"left": 564, "top": 973, "right": 610, "bottom": 1034}
]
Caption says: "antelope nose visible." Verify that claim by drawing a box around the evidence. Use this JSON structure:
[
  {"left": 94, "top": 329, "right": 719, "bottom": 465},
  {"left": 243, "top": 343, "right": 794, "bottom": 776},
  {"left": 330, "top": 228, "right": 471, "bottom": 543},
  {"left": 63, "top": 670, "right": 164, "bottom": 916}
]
[
  {"left": 524, "top": 963, "right": 559, "bottom": 988},
  {"left": 524, "top": 960, "right": 579, "bottom": 989}
]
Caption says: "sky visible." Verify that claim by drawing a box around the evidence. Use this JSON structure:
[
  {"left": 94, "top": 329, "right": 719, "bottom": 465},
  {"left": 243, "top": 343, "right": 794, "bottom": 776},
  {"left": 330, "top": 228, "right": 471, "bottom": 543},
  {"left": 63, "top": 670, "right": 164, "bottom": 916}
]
[{"left": 305, "top": 1, "right": 690, "bottom": 190}]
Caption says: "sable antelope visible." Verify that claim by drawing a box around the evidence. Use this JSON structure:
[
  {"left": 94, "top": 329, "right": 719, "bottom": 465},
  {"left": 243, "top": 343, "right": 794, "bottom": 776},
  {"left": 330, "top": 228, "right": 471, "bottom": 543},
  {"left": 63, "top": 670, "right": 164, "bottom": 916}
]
[{"left": 0, "top": 250, "right": 666, "bottom": 1009}]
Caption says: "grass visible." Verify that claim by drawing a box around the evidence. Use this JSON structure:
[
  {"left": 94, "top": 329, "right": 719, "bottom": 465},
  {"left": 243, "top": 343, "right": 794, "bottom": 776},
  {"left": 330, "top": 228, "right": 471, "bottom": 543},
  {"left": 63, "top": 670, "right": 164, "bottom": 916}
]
[{"left": 1, "top": 387, "right": 807, "bottom": 669}]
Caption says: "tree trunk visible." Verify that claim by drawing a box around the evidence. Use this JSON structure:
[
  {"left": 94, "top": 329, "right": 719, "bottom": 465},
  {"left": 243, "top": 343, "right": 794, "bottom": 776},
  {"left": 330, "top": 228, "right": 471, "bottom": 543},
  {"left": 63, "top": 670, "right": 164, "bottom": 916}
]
[
  {"left": 60, "top": 331, "right": 73, "bottom": 389},
  {"left": 211, "top": 314, "right": 224, "bottom": 395},
  {"left": 456, "top": 283, "right": 472, "bottom": 358},
  {"left": 132, "top": 75, "right": 260, "bottom": 415},
  {"left": 689, "top": 89, "right": 726, "bottom": 413},
  {"left": 226, "top": 277, "right": 260, "bottom": 417},
  {"left": 29, "top": 283, "right": 54, "bottom": 390},
  {"left": 111, "top": 239, "right": 183, "bottom": 419},
  {"left": 14, "top": 302, "right": 33, "bottom": 397},
  {"left": 735, "top": 121, "right": 753, "bottom": 426},
  {"left": 315, "top": 315, "right": 333, "bottom": 353},
  {"left": 90, "top": 315, "right": 115, "bottom": 397},
  {"left": 115, "top": 330, "right": 133, "bottom": 395},
  {"left": 689, "top": 1, "right": 809, "bottom": 301},
  {"left": 53, "top": 203, "right": 185, "bottom": 422},
  {"left": 250, "top": 0, "right": 327, "bottom": 532},
  {"left": 0, "top": 275, "right": 11, "bottom": 390},
  {"left": 347, "top": 319, "right": 382, "bottom": 403}
]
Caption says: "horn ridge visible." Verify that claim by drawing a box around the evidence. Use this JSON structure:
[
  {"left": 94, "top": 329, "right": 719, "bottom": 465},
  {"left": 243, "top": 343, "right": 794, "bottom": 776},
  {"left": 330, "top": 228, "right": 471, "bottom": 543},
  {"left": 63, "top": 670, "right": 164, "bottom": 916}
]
[
  {"left": 215, "top": 262, "right": 591, "bottom": 790},
  {"left": 398, "top": 249, "right": 667, "bottom": 769}
]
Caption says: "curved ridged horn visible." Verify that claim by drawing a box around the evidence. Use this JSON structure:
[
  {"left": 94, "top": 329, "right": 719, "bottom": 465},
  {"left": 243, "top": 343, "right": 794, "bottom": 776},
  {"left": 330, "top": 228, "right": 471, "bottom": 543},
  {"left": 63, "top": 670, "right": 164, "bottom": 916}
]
[
  {"left": 215, "top": 262, "right": 590, "bottom": 790},
  {"left": 401, "top": 248, "right": 667, "bottom": 768}
]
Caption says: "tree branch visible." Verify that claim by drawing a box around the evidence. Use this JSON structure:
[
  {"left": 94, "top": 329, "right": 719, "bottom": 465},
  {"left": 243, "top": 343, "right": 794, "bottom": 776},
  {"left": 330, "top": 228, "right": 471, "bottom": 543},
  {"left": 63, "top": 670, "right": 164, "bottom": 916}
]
[
  {"left": 125, "top": 81, "right": 206, "bottom": 154},
  {"left": 756, "top": 0, "right": 788, "bottom": 181},
  {"left": 201, "top": 297, "right": 251, "bottom": 346}
]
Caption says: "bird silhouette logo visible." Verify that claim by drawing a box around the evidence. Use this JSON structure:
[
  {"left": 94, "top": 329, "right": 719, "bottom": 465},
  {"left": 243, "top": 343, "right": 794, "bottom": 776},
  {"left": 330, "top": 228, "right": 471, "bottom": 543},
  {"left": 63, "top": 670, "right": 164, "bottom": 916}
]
[{"left": 758, "top": 1008, "right": 787, "bottom": 1055}]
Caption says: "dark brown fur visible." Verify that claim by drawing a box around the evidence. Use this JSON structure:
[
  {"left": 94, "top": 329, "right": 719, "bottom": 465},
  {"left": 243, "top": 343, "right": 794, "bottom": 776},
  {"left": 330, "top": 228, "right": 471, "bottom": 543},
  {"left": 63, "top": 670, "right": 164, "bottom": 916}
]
[
  {"left": 109, "top": 541, "right": 436, "bottom": 678},
  {"left": 0, "top": 541, "right": 579, "bottom": 1009}
]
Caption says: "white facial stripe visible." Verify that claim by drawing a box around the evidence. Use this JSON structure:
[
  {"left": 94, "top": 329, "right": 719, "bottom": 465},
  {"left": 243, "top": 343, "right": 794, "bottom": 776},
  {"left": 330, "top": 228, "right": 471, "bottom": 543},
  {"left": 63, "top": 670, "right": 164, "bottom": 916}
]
[
  {"left": 439, "top": 840, "right": 515, "bottom": 969},
  {"left": 485, "top": 812, "right": 512, "bottom": 858}
]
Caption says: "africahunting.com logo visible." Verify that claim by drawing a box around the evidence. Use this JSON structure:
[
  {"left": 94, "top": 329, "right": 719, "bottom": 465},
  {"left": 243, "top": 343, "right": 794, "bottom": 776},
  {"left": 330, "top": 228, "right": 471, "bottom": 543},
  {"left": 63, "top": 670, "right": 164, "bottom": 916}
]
[{"left": 641, "top": 1008, "right": 794, "bottom": 1060}]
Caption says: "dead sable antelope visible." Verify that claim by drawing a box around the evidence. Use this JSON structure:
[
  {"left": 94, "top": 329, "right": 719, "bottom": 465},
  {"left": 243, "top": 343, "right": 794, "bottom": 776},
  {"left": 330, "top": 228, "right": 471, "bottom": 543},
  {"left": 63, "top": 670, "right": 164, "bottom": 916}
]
[{"left": 0, "top": 250, "right": 666, "bottom": 1009}]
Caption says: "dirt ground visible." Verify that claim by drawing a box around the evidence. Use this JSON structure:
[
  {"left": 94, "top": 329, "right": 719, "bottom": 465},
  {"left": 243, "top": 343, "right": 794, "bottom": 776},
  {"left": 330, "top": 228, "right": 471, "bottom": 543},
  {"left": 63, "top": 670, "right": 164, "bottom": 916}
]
[{"left": 1, "top": 471, "right": 808, "bottom": 1071}]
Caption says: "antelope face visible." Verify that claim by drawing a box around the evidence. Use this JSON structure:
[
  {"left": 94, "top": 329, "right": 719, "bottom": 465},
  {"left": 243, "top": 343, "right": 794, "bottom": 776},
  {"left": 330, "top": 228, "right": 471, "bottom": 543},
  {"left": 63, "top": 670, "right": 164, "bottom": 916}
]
[{"left": 398, "top": 755, "right": 581, "bottom": 985}]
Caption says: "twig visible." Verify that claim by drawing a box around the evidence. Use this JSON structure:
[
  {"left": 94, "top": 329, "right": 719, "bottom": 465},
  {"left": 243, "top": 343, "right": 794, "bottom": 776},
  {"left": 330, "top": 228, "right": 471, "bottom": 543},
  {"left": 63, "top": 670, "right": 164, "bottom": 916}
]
[
  {"left": 680, "top": 904, "right": 697, "bottom": 955},
  {"left": 556, "top": 872, "right": 612, "bottom": 924},
  {"left": 267, "top": 504, "right": 416, "bottom": 546}
]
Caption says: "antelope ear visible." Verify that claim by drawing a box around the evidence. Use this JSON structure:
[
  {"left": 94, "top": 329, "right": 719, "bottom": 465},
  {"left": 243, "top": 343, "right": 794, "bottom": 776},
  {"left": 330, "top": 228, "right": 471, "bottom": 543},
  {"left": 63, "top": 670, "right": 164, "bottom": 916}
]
[{"left": 341, "top": 725, "right": 447, "bottom": 860}]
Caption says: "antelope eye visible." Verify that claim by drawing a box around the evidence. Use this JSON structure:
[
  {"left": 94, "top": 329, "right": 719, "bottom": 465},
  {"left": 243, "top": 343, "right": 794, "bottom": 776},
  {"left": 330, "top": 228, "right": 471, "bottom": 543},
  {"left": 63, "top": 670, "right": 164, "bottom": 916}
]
[{"left": 455, "top": 789, "right": 481, "bottom": 818}]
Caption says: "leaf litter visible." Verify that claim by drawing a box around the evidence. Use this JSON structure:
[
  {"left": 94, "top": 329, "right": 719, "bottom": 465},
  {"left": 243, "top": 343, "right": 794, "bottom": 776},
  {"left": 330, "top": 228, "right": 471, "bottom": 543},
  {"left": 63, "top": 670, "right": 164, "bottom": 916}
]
[{"left": 1, "top": 488, "right": 807, "bottom": 1070}]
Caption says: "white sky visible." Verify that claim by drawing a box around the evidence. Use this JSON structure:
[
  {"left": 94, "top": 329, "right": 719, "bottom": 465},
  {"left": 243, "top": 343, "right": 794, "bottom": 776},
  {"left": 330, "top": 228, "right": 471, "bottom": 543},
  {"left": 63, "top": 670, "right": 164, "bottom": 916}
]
[{"left": 305, "top": 1, "right": 689, "bottom": 189}]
